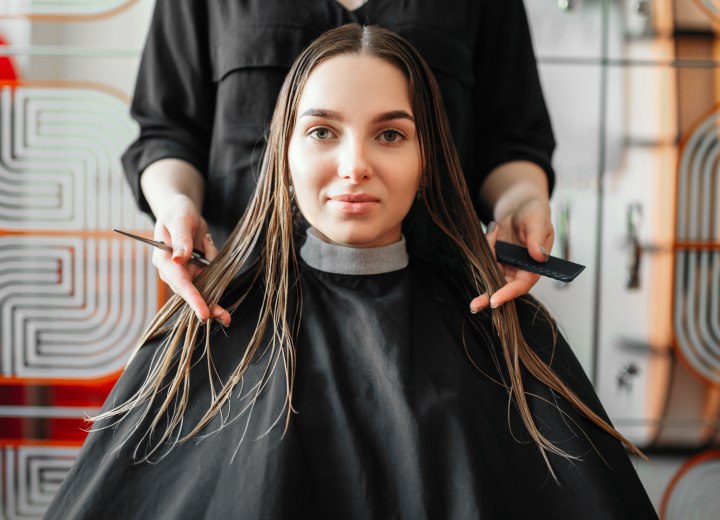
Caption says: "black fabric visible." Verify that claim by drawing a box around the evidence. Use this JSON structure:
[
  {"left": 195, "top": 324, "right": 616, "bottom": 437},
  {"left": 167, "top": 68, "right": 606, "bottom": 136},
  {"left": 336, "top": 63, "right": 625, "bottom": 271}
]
[
  {"left": 121, "top": 0, "right": 556, "bottom": 244},
  {"left": 45, "top": 261, "right": 656, "bottom": 519}
]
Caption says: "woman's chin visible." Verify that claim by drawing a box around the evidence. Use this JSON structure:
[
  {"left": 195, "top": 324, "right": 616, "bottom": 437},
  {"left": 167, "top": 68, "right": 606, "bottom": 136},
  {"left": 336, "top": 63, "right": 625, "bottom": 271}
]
[{"left": 311, "top": 225, "right": 401, "bottom": 249}]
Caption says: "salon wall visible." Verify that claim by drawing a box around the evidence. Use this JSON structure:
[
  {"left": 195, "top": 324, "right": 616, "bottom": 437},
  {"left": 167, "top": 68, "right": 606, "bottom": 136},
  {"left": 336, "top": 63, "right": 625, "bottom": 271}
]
[
  {"left": 527, "top": 0, "right": 720, "bottom": 515},
  {"left": 0, "top": 2, "right": 156, "bottom": 518},
  {"left": 0, "top": 0, "right": 717, "bottom": 518}
]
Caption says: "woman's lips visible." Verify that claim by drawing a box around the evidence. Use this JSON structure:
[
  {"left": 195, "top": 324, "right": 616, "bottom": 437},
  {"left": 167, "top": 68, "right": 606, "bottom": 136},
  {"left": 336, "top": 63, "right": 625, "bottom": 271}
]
[{"left": 327, "top": 194, "right": 380, "bottom": 214}]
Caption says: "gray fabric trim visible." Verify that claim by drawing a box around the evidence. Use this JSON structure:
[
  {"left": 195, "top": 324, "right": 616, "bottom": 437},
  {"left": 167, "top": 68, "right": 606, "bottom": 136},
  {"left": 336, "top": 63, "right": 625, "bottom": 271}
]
[{"left": 299, "top": 228, "right": 408, "bottom": 275}]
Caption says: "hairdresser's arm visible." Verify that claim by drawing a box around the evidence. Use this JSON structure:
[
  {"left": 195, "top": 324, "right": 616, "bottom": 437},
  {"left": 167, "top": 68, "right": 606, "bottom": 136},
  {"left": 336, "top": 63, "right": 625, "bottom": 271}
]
[
  {"left": 470, "top": 160, "right": 553, "bottom": 312},
  {"left": 141, "top": 158, "right": 230, "bottom": 325}
]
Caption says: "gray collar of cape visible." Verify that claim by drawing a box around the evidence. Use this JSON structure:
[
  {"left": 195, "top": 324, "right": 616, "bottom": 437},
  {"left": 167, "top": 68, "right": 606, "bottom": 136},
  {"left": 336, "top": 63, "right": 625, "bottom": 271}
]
[{"left": 299, "top": 228, "right": 409, "bottom": 275}]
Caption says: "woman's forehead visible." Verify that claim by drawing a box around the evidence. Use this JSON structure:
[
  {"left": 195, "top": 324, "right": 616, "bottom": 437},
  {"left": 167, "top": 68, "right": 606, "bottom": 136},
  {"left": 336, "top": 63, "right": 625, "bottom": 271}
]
[{"left": 297, "top": 54, "right": 413, "bottom": 116}]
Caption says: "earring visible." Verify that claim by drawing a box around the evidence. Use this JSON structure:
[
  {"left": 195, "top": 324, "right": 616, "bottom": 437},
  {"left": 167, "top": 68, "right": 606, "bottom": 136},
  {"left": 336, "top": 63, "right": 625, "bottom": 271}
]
[
  {"left": 288, "top": 185, "right": 295, "bottom": 201},
  {"left": 415, "top": 189, "right": 423, "bottom": 201}
]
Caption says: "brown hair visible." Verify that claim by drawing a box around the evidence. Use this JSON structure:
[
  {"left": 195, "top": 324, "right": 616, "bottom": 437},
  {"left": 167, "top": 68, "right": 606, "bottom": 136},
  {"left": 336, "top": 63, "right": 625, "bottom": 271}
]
[{"left": 96, "top": 24, "right": 643, "bottom": 476}]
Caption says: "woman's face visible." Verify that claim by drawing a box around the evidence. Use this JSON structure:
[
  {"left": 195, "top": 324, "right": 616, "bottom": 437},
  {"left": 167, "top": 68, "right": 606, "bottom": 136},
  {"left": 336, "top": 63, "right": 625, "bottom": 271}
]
[{"left": 288, "top": 53, "right": 422, "bottom": 248}]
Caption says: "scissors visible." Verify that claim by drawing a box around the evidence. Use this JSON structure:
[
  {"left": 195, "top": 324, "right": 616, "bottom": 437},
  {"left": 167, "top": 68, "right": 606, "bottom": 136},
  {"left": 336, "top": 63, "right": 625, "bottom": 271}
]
[
  {"left": 113, "top": 229, "right": 582, "bottom": 282},
  {"left": 113, "top": 229, "right": 211, "bottom": 267}
]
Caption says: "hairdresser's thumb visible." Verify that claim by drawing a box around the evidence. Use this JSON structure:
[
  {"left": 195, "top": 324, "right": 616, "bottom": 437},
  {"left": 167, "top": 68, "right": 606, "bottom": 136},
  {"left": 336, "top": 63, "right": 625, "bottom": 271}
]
[
  {"left": 202, "top": 233, "right": 219, "bottom": 262},
  {"left": 169, "top": 228, "right": 193, "bottom": 265}
]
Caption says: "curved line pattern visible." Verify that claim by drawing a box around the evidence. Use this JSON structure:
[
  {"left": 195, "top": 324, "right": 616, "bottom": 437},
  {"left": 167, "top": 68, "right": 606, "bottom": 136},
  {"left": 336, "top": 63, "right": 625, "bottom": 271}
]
[
  {"left": 674, "top": 111, "right": 720, "bottom": 384},
  {"left": 0, "top": 236, "right": 156, "bottom": 378},
  {"left": 2, "top": 446, "right": 79, "bottom": 519},
  {"left": 664, "top": 457, "right": 720, "bottom": 519},
  {"left": 0, "top": 86, "right": 145, "bottom": 230},
  {"left": 1, "top": 0, "right": 134, "bottom": 16}
]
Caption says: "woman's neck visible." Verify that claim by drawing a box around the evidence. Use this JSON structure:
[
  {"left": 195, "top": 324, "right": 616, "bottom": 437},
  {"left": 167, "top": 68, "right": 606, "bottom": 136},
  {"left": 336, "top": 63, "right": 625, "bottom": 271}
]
[
  {"left": 300, "top": 228, "right": 408, "bottom": 275},
  {"left": 334, "top": 0, "right": 369, "bottom": 11}
]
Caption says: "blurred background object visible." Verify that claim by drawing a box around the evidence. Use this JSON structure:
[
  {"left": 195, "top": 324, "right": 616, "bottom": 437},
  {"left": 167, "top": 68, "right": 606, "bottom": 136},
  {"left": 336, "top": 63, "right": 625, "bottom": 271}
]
[
  {"left": 0, "top": 2, "right": 158, "bottom": 518},
  {"left": 0, "top": 1, "right": 718, "bottom": 517},
  {"left": 528, "top": 0, "right": 720, "bottom": 516}
]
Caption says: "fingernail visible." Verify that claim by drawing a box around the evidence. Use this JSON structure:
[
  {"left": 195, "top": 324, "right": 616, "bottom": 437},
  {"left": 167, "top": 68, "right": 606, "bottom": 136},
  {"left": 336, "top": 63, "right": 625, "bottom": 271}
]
[
  {"left": 490, "top": 299, "right": 499, "bottom": 309},
  {"left": 486, "top": 221, "right": 497, "bottom": 234},
  {"left": 539, "top": 244, "right": 549, "bottom": 261},
  {"left": 470, "top": 306, "right": 478, "bottom": 314},
  {"left": 214, "top": 309, "right": 230, "bottom": 327},
  {"left": 205, "top": 233, "right": 214, "bottom": 244},
  {"left": 172, "top": 248, "right": 186, "bottom": 262}
]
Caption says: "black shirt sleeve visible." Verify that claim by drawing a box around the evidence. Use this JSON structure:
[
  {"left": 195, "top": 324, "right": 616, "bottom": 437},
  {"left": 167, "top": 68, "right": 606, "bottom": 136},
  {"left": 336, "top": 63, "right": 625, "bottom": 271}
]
[
  {"left": 120, "top": 0, "right": 215, "bottom": 217},
  {"left": 473, "top": 0, "right": 556, "bottom": 199}
]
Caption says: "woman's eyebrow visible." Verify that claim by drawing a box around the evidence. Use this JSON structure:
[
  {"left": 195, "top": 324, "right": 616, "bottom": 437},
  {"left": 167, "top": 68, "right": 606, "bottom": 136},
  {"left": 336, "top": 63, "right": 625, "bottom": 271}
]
[
  {"left": 298, "top": 108, "right": 414, "bottom": 123},
  {"left": 372, "top": 110, "right": 414, "bottom": 123},
  {"left": 299, "top": 108, "right": 342, "bottom": 120}
]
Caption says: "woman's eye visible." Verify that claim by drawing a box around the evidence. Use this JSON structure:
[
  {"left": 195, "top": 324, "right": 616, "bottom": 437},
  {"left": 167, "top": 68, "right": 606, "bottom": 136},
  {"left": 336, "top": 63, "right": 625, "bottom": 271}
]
[
  {"left": 309, "top": 128, "right": 333, "bottom": 140},
  {"left": 379, "top": 130, "right": 405, "bottom": 143}
]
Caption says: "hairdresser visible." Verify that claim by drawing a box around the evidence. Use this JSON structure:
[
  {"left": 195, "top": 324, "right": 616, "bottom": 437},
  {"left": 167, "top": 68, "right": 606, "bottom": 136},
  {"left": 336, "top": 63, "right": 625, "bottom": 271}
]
[{"left": 121, "top": 0, "right": 555, "bottom": 325}]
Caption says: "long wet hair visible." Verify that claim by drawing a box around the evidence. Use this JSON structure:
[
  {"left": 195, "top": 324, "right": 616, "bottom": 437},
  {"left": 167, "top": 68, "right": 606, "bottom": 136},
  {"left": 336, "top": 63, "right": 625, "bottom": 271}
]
[{"left": 96, "top": 24, "right": 643, "bottom": 474}]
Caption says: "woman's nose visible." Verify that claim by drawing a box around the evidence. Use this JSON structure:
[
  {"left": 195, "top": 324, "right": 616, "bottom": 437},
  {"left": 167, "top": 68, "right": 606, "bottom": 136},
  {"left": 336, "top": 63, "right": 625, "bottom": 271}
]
[{"left": 337, "top": 137, "right": 372, "bottom": 183}]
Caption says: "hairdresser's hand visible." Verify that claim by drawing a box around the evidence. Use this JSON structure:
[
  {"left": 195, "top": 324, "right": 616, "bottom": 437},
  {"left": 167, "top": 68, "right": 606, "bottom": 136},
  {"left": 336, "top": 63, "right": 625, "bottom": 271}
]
[
  {"left": 152, "top": 195, "right": 230, "bottom": 326},
  {"left": 471, "top": 161, "right": 553, "bottom": 313}
]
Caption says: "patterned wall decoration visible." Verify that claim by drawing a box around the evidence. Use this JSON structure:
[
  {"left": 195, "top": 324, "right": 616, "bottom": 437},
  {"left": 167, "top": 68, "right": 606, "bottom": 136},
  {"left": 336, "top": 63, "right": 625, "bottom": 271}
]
[
  {"left": 1, "top": 446, "right": 80, "bottom": 520},
  {"left": 0, "top": 86, "right": 147, "bottom": 231},
  {"left": 0, "top": 84, "right": 156, "bottom": 382},
  {"left": 0, "top": 2, "right": 157, "bottom": 517},
  {"left": 0, "top": 235, "right": 156, "bottom": 379},
  {"left": 674, "top": 109, "right": 720, "bottom": 385},
  {"left": 660, "top": 449, "right": 720, "bottom": 519},
  {"left": 525, "top": 0, "right": 720, "bottom": 511},
  {"left": 0, "top": 83, "right": 157, "bottom": 495},
  {"left": 0, "top": 0, "right": 138, "bottom": 18}
]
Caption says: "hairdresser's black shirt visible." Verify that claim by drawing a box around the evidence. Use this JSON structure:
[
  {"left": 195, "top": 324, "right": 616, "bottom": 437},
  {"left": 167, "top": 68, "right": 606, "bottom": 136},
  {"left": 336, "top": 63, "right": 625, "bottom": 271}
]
[{"left": 121, "top": 0, "right": 556, "bottom": 244}]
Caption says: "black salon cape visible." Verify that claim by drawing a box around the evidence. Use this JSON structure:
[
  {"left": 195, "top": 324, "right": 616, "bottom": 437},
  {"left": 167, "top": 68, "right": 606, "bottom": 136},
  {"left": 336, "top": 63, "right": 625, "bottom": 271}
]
[
  {"left": 45, "top": 261, "right": 656, "bottom": 520},
  {"left": 121, "top": 0, "right": 556, "bottom": 244}
]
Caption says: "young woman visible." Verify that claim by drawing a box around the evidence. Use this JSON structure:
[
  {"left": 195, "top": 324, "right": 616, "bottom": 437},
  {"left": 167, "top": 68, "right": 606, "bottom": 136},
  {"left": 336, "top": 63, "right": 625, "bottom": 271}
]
[
  {"left": 45, "top": 25, "right": 656, "bottom": 519},
  {"left": 127, "top": 0, "right": 556, "bottom": 327}
]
